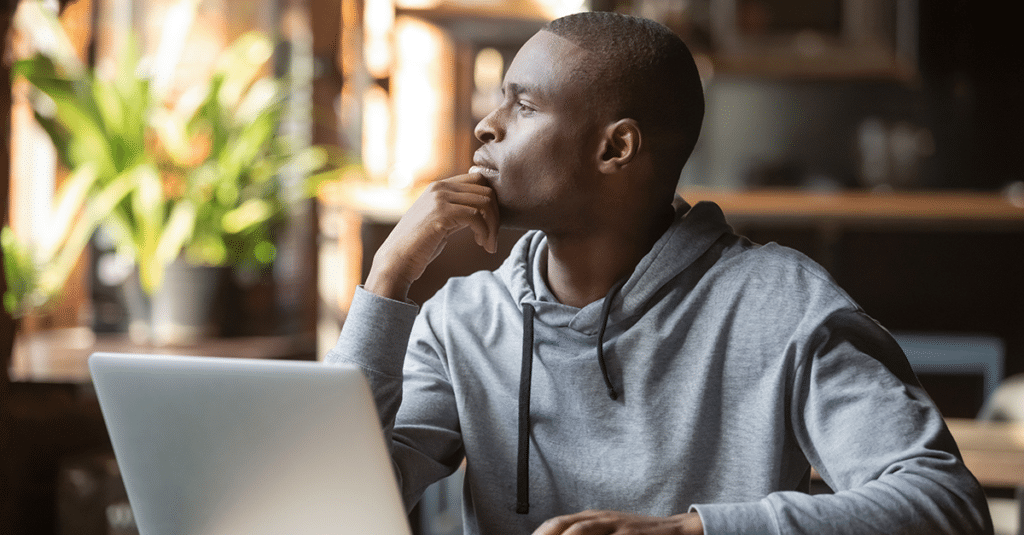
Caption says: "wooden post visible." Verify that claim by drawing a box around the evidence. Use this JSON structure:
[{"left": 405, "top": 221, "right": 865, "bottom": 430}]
[{"left": 1, "top": 2, "right": 21, "bottom": 533}]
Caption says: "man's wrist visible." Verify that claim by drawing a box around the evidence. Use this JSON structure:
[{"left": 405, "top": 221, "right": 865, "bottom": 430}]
[
  {"left": 673, "top": 512, "right": 704, "bottom": 535},
  {"left": 364, "top": 264, "right": 413, "bottom": 302}
]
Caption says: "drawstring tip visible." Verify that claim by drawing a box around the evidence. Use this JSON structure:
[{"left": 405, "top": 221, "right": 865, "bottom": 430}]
[
  {"left": 607, "top": 386, "right": 619, "bottom": 400},
  {"left": 516, "top": 503, "right": 529, "bottom": 514}
]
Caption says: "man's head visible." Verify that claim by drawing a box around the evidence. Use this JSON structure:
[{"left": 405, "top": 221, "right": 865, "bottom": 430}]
[
  {"left": 543, "top": 12, "right": 705, "bottom": 184},
  {"left": 472, "top": 12, "right": 704, "bottom": 233}
]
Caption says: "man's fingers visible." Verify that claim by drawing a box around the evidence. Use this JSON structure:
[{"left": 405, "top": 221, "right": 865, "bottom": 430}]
[
  {"left": 533, "top": 511, "right": 602, "bottom": 535},
  {"left": 364, "top": 172, "right": 498, "bottom": 300},
  {"left": 480, "top": 190, "right": 499, "bottom": 253},
  {"left": 427, "top": 204, "right": 492, "bottom": 251},
  {"left": 533, "top": 511, "right": 702, "bottom": 535},
  {"left": 448, "top": 171, "right": 500, "bottom": 252},
  {"left": 423, "top": 182, "right": 498, "bottom": 253}
]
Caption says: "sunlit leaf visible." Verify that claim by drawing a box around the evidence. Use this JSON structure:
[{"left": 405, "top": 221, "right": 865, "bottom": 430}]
[
  {"left": 215, "top": 181, "right": 239, "bottom": 206},
  {"left": 39, "top": 164, "right": 99, "bottom": 262},
  {"left": 185, "top": 233, "right": 227, "bottom": 266},
  {"left": 235, "top": 77, "right": 280, "bottom": 124},
  {"left": 155, "top": 200, "right": 197, "bottom": 265},
  {"left": 215, "top": 32, "right": 274, "bottom": 109},
  {"left": 92, "top": 78, "right": 125, "bottom": 136},
  {"left": 221, "top": 199, "right": 272, "bottom": 234},
  {"left": 129, "top": 165, "right": 165, "bottom": 280},
  {"left": 1, "top": 227, "right": 37, "bottom": 316},
  {"left": 37, "top": 173, "right": 133, "bottom": 303}
]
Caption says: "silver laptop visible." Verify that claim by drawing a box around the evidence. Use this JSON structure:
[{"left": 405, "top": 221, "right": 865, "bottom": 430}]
[{"left": 89, "top": 352, "right": 412, "bottom": 535}]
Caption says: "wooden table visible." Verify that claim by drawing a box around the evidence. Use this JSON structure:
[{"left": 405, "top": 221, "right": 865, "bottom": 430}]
[
  {"left": 809, "top": 418, "right": 1024, "bottom": 489},
  {"left": 947, "top": 417, "right": 1024, "bottom": 489},
  {"left": 8, "top": 327, "right": 317, "bottom": 384}
]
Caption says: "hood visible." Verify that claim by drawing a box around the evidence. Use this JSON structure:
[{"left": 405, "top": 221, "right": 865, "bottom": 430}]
[{"left": 499, "top": 198, "right": 733, "bottom": 334}]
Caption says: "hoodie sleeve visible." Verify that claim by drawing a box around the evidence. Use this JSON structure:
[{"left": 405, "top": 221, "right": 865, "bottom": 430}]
[
  {"left": 324, "top": 286, "right": 464, "bottom": 512},
  {"left": 692, "top": 309, "right": 993, "bottom": 535}
]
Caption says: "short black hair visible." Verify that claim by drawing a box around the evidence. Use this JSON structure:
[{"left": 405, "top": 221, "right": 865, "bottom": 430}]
[{"left": 543, "top": 12, "right": 705, "bottom": 182}]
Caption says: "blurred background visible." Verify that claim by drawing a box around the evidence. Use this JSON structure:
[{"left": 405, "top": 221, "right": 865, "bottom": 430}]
[{"left": 0, "top": 1, "right": 1021, "bottom": 534}]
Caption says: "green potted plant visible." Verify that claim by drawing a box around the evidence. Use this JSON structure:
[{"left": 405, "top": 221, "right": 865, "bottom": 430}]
[{"left": 2, "top": 10, "right": 344, "bottom": 343}]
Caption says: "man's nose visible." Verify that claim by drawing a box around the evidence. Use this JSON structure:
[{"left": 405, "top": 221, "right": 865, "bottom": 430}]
[{"left": 474, "top": 107, "right": 503, "bottom": 143}]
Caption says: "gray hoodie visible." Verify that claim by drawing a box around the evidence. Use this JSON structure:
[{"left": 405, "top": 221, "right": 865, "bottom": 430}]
[{"left": 326, "top": 200, "right": 992, "bottom": 534}]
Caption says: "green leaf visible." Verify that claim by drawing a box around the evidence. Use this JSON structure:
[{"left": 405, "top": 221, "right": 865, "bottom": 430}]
[
  {"left": 112, "top": 33, "right": 144, "bottom": 102},
  {"left": 91, "top": 78, "right": 125, "bottom": 136},
  {"left": 129, "top": 164, "right": 165, "bottom": 260},
  {"left": 184, "top": 232, "right": 227, "bottom": 266},
  {"left": 38, "top": 164, "right": 99, "bottom": 262},
  {"left": 155, "top": 200, "right": 197, "bottom": 265},
  {"left": 20, "top": 74, "right": 118, "bottom": 178},
  {"left": 91, "top": 78, "right": 147, "bottom": 173},
  {"left": 293, "top": 145, "right": 330, "bottom": 176},
  {"left": 221, "top": 198, "right": 272, "bottom": 234},
  {"left": 1, "top": 227, "right": 35, "bottom": 317},
  {"left": 218, "top": 107, "right": 277, "bottom": 182},
  {"left": 31, "top": 109, "right": 75, "bottom": 169},
  {"left": 38, "top": 173, "right": 134, "bottom": 298},
  {"left": 304, "top": 167, "right": 343, "bottom": 198},
  {"left": 235, "top": 77, "right": 281, "bottom": 124},
  {"left": 13, "top": 55, "right": 70, "bottom": 95},
  {"left": 215, "top": 32, "right": 274, "bottom": 110}
]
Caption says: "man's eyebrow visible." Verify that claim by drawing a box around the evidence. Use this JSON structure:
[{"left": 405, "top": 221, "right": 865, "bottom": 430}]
[{"left": 503, "top": 82, "right": 540, "bottom": 98}]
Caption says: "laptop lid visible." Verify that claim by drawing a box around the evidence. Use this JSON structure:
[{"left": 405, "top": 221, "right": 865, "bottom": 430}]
[{"left": 89, "top": 352, "right": 412, "bottom": 535}]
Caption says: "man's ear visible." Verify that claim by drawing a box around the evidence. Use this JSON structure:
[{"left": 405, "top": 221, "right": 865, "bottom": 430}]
[{"left": 597, "top": 118, "right": 641, "bottom": 174}]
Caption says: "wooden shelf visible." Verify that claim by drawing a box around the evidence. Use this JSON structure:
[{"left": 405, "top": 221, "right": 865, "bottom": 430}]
[{"left": 680, "top": 188, "right": 1024, "bottom": 231}]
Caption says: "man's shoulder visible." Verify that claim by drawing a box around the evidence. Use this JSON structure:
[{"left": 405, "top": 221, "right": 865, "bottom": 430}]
[
  {"left": 423, "top": 268, "right": 512, "bottom": 312},
  {"left": 725, "top": 239, "right": 834, "bottom": 282},
  {"left": 438, "top": 269, "right": 507, "bottom": 294},
  {"left": 713, "top": 239, "right": 851, "bottom": 307}
]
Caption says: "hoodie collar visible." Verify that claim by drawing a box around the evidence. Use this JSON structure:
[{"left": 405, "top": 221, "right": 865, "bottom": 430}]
[{"left": 500, "top": 197, "right": 733, "bottom": 335}]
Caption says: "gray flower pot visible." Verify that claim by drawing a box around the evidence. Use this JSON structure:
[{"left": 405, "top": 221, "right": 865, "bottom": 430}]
[{"left": 122, "top": 260, "right": 228, "bottom": 346}]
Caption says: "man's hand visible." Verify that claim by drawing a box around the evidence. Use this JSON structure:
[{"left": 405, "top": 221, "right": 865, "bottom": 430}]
[
  {"left": 364, "top": 172, "right": 499, "bottom": 301},
  {"left": 532, "top": 510, "right": 704, "bottom": 535}
]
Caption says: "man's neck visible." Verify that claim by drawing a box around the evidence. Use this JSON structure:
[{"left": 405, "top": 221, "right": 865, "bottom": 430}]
[{"left": 544, "top": 204, "right": 674, "bottom": 308}]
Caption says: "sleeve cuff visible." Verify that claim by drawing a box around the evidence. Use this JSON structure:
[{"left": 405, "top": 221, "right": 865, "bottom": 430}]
[
  {"left": 690, "top": 501, "right": 779, "bottom": 535},
  {"left": 324, "top": 286, "right": 420, "bottom": 376}
]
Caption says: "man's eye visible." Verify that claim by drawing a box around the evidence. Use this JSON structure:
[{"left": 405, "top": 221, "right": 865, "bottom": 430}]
[{"left": 516, "top": 101, "right": 535, "bottom": 114}]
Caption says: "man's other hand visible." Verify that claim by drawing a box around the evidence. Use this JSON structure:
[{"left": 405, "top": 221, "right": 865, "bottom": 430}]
[
  {"left": 532, "top": 510, "right": 704, "bottom": 535},
  {"left": 364, "top": 172, "right": 499, "bottom": 301}
]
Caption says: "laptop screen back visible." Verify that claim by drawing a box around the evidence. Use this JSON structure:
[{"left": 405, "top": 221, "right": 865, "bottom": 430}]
[{"left": 89, "top": 352, "right": 412, "bottom": 535}]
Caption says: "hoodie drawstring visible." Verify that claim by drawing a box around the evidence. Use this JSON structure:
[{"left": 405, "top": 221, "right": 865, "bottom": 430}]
[
  {"left": 515, "top": 279, "right": 626, "bottom": 514},
  {"left": 596, "top": 278, "right": 627, "bottom": 401},
  {"left": 516, "top": 303, "right": 535, "bottom": 514}
]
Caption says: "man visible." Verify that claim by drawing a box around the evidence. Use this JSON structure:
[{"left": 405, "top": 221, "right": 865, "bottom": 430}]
[{"left": 327, "top": 11, "right": 992, "bottom": 535}]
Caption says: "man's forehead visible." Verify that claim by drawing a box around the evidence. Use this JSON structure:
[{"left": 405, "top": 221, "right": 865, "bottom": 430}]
[
  {"left": 503, "top": 30, "right": 591, "bottom": 95},
  {"left": 529, "top": 29, "right": 587, "bottom": 53}
]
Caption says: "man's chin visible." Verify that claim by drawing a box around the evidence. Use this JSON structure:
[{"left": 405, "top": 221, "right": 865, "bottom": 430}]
[
  {"left": 495, "top": 205, "right": 527, "bottom": 231},
  {"left": 496, "top": 207, "right": 547, "bottom": 233}
]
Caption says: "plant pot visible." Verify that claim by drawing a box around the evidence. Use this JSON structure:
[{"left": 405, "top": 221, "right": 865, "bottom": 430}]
[{"left": 121, "top": 260, "right": 229, "bottom": 346}]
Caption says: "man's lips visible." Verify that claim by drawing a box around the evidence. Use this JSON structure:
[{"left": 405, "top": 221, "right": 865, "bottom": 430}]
[
  {"left": 469, "top": 165, "right": 499, "bottom": 179},
  {"left": 470, "top": 153, "right": 499, "bottom": 180}
]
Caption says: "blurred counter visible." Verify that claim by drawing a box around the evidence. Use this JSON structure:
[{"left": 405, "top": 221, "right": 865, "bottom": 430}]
[{"left": 8, "top": 328, "right": 317, "bottom": 385}]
